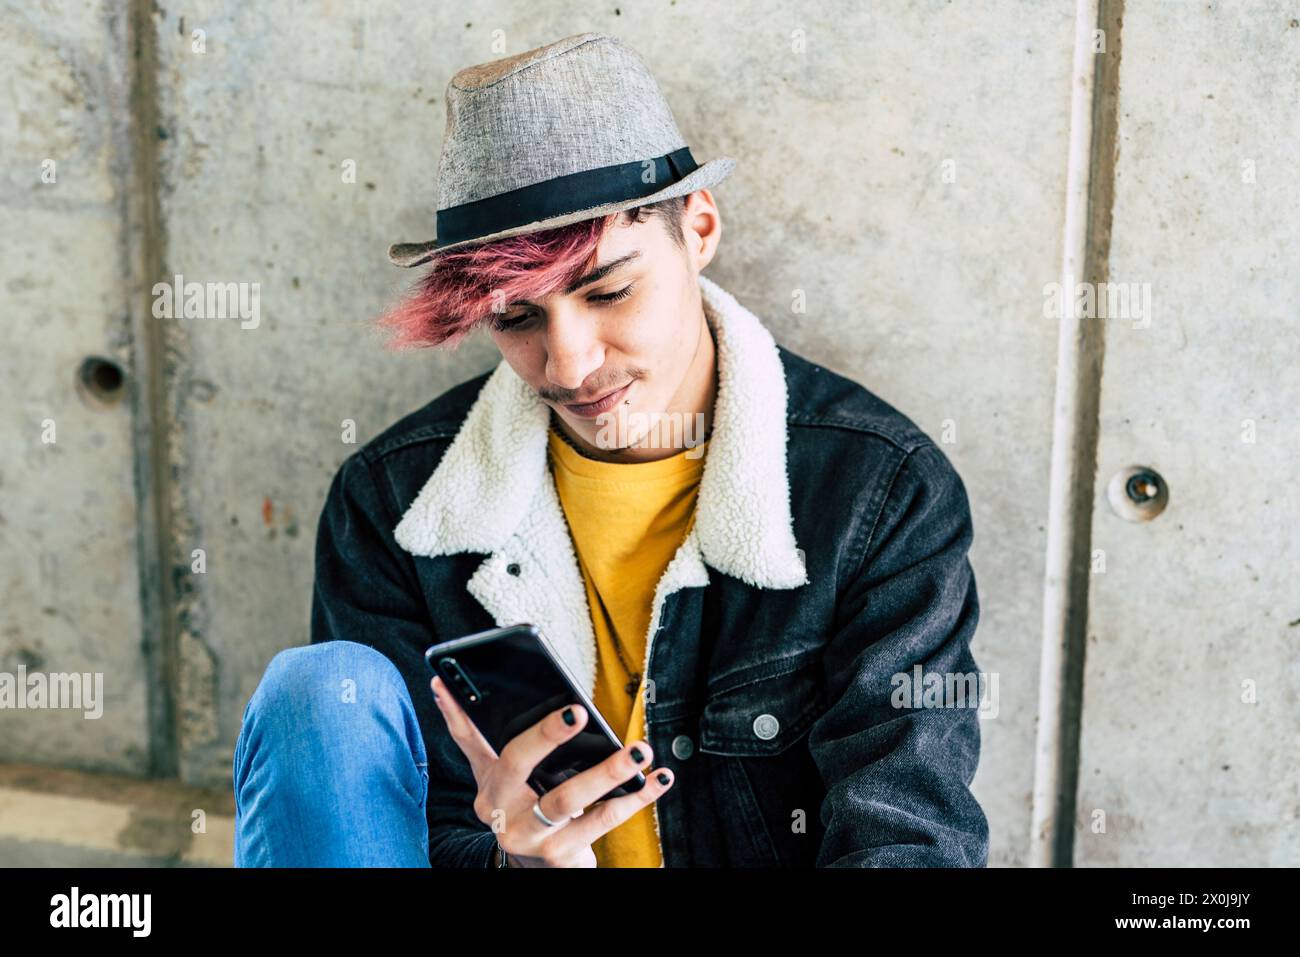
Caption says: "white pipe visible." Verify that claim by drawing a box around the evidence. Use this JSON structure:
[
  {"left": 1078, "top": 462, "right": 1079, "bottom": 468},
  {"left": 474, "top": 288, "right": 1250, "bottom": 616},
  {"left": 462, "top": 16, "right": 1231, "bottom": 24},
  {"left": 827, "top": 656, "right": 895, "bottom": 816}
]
[{"left": 1030, "top": 0, "right": 1108, "bottom": 868}]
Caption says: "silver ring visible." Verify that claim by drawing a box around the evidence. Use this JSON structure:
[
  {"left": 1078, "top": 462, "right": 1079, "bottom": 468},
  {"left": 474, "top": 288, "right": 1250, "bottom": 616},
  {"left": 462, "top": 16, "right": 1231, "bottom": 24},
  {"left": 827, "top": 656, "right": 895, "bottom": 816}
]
[{"left": 532, "top": 800, "right": 563, "bottom": 828}]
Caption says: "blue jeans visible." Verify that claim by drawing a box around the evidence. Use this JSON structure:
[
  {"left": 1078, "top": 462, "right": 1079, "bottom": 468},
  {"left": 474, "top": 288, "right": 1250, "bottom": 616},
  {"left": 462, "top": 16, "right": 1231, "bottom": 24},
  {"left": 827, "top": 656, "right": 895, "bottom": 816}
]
[{"left": 233, "top": 640, "right": 432, "bottom": 867}]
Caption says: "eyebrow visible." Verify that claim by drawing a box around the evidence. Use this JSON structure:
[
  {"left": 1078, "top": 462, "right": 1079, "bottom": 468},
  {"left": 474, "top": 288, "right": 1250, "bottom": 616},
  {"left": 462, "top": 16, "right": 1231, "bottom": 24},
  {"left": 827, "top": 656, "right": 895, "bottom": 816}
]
[
  {"left": 564, "top": 250, "right": 641, "bottom": 295},
  {"left": 507, "top": 251, "right": 643, "bottom": 310}
]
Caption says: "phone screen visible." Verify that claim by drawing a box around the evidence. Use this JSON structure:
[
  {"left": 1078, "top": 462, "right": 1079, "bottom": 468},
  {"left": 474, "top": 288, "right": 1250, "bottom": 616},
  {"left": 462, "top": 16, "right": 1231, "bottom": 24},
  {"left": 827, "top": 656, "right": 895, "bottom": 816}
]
[{"left": 427, "top": 625, "right": 646, "bottom": 801}]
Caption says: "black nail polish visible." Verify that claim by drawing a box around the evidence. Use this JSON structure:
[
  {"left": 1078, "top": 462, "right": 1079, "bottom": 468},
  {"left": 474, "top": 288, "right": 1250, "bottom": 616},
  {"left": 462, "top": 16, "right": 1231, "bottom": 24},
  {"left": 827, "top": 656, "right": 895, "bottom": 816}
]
[
  {"left": 562, "top": 707, "right": 575, "bottom": 725},
  {"left": 657, "top": 772, "right": 670, "bottom": 785},
  {"left": 630, "top": 746, "right": 644, "bottom": 763}
]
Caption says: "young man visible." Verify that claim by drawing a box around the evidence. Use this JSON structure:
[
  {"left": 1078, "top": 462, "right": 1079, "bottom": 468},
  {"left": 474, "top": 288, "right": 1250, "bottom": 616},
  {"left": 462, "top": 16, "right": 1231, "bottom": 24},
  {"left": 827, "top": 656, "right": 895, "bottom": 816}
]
[{"left": 233, "top": 32, "right": 988, "bottom": 868}]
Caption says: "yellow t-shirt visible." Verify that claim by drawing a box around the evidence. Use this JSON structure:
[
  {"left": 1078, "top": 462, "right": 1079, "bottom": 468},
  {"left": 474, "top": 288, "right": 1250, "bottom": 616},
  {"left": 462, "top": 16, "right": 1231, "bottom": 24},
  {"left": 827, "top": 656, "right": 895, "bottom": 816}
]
[{"left": 546, "top": 425, "right": 708, "bottom": 867}]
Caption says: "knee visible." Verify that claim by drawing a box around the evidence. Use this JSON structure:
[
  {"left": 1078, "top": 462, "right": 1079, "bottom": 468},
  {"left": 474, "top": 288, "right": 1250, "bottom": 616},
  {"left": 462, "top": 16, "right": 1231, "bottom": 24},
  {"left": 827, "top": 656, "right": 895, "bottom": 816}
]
[
  {"left": 234, "top": 641, "right": 426, "bottom": 803},
  {"left": 244, "top": 640, "right": 414, "bottom": 733}
]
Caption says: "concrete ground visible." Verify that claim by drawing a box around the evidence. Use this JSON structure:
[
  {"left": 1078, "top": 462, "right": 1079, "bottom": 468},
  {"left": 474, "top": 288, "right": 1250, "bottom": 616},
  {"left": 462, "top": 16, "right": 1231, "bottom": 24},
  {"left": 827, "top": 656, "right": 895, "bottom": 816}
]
[{"left": 0, "top": 763, "right": 234, "bottom": 867}]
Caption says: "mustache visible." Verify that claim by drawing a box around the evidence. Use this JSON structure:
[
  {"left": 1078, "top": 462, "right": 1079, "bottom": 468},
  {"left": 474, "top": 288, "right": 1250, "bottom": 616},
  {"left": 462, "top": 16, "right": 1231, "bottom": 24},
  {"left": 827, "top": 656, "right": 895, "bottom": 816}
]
[{"left": 541, "top": 370, "right": 644, "bottom": 405}]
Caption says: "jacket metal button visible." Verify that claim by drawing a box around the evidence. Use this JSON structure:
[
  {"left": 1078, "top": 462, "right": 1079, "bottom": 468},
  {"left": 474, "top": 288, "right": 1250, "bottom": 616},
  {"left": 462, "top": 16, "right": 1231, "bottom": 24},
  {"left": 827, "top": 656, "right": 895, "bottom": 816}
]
[
  {"left": 671, "top": 734, "right": 694, "bottom": 760},
  {"left": 506, "top": 562, "right": 521, "bottom": 576},
  {"left": 753, "top": 713, "right": 780, "bottom": 740}
]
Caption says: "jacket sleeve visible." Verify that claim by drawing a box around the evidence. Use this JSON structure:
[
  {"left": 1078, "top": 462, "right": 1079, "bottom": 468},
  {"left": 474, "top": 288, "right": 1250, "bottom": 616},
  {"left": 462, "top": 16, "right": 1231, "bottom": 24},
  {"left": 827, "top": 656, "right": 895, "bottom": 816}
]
[
  {"left": 310, "top": 450, "right": 498, "bottom": 868},
  {"left": 808, "top": 441, "right": 989, "bottom": 867}
]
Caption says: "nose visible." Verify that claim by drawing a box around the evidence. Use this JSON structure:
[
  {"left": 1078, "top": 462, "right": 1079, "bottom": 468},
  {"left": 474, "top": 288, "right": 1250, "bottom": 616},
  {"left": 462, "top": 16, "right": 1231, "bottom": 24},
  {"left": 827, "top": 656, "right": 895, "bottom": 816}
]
[{"left": 543, "top": 303, "right": 605, "bottom": 393}]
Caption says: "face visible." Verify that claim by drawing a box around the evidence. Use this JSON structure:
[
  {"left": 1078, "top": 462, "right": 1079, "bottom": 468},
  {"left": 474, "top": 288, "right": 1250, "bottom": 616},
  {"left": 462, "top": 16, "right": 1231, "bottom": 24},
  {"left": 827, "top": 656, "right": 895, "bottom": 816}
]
[{"left": 486, "top": 190, "right": 723, "bottom": 459}]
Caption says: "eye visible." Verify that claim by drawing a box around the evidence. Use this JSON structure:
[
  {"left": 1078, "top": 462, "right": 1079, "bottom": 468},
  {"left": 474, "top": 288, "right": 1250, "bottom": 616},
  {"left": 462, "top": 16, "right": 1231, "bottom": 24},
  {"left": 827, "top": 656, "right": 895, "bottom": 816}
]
[
  {"left": 488, "top": 284, "right": 634, "bottom": 333},
  {"left": 490, "top": 310, "right": 535, "bottom": 332},
  {"left": 590, "top": 283, "right": 635, "bottom": 304}
]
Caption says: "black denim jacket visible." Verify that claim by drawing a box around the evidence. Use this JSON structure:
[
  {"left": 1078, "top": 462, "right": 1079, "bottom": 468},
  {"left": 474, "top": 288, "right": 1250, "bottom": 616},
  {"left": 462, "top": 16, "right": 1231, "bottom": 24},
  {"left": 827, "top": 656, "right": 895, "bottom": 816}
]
[{"left": 310, "top": 276, "right": 989, "bottom": 867}]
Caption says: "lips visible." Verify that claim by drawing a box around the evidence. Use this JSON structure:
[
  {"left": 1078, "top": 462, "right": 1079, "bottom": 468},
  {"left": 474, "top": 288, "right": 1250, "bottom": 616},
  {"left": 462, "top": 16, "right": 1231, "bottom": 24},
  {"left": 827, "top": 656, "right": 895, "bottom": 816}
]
[{"left": 563, "top": 382, "right": 632, "bottom": 418}]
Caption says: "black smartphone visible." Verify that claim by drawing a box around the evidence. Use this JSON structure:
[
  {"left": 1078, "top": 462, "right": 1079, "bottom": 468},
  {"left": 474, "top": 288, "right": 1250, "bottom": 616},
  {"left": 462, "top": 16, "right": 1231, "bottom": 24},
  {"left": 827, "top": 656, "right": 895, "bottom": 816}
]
[{"left": 424, "top": 623, "right": 647, "bottom": 802}]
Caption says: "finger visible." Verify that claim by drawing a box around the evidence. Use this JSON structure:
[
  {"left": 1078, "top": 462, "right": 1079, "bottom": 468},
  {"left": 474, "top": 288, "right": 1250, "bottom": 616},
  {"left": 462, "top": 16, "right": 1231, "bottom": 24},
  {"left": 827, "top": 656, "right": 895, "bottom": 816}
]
[
  {"left": 493, "top": 701, "right": 591, "bottom": 798},
  {"left": 430, "top": 674, "right": 498, "bottom": 779},
  {"left": 535, "top": 740, "right": 656, "bottom": 822},
  {"left": 559, "top": 764, "right": 675, "bottom": 848}
]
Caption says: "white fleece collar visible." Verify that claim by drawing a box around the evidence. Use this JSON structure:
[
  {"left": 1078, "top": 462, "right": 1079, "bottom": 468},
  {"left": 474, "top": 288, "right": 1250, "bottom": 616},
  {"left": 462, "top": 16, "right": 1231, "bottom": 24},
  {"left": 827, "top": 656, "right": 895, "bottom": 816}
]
[{"left": 393, "top": 272, "right": 807, "bottom": 586}]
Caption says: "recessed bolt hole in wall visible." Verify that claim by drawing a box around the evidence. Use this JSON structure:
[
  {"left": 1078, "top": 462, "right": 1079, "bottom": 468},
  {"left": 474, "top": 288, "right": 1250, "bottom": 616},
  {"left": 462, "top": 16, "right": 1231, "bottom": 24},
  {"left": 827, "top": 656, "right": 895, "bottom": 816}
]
[
  {"left": 1107, "top": 465, "right": 1169, "bottom": 522},
  {"left": 76, "top": 356, "right": 127, "bottom": 409}
]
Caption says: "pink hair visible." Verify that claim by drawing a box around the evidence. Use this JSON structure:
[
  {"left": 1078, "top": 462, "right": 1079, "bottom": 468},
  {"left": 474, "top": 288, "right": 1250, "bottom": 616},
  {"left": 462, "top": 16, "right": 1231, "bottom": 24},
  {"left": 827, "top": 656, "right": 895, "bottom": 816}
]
[{"left": 374, "top": 215, "right": 610, "bottom": 351}]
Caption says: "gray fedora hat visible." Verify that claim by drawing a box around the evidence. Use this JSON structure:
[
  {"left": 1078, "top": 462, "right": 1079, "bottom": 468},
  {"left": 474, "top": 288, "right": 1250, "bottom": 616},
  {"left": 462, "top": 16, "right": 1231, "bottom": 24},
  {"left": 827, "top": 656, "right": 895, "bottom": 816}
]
[{"left": 387, "top": 32, "right": 735, "bottom": 268}]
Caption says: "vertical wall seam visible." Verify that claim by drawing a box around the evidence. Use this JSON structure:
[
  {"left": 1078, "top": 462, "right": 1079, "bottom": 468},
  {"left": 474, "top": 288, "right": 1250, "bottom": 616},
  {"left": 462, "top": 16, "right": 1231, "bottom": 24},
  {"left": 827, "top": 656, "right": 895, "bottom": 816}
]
[
  {"left": 1031, "top": 0, "right": 1125, "bottom": 867},
  {"left": 124, "top": 0, "right": 178, "bottom": 777}
]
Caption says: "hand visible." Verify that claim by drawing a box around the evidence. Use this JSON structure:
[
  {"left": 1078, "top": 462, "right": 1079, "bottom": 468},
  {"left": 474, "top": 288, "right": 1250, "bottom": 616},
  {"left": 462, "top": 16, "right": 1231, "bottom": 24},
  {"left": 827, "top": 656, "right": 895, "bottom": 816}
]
[{"left": 431, "top": 674, "right": 674, "bottom": 868}]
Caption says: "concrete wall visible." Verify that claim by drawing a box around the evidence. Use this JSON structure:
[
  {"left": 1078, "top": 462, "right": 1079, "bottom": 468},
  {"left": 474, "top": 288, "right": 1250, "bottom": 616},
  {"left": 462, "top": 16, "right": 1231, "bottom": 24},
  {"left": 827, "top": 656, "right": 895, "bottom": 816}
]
[
  {"left": 1, "top": 1, "right": 153, "bottom": 773},
  {"left": 1076, "top": 0, "right": 1300, "bottom": 866},
  {"left": 2, "top": 0, "right": 1296, "bottom": 866}
]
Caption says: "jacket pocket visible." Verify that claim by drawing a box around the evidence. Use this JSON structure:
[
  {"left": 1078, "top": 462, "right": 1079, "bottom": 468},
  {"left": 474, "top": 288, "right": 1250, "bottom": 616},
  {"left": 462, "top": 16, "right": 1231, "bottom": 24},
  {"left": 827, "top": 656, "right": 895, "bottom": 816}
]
[
  {"left": 697, "top": 651, "right": 828, "bottom": 757},
  {"left": 695, "top": 652, "right": 830, "bottom": 866}
]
